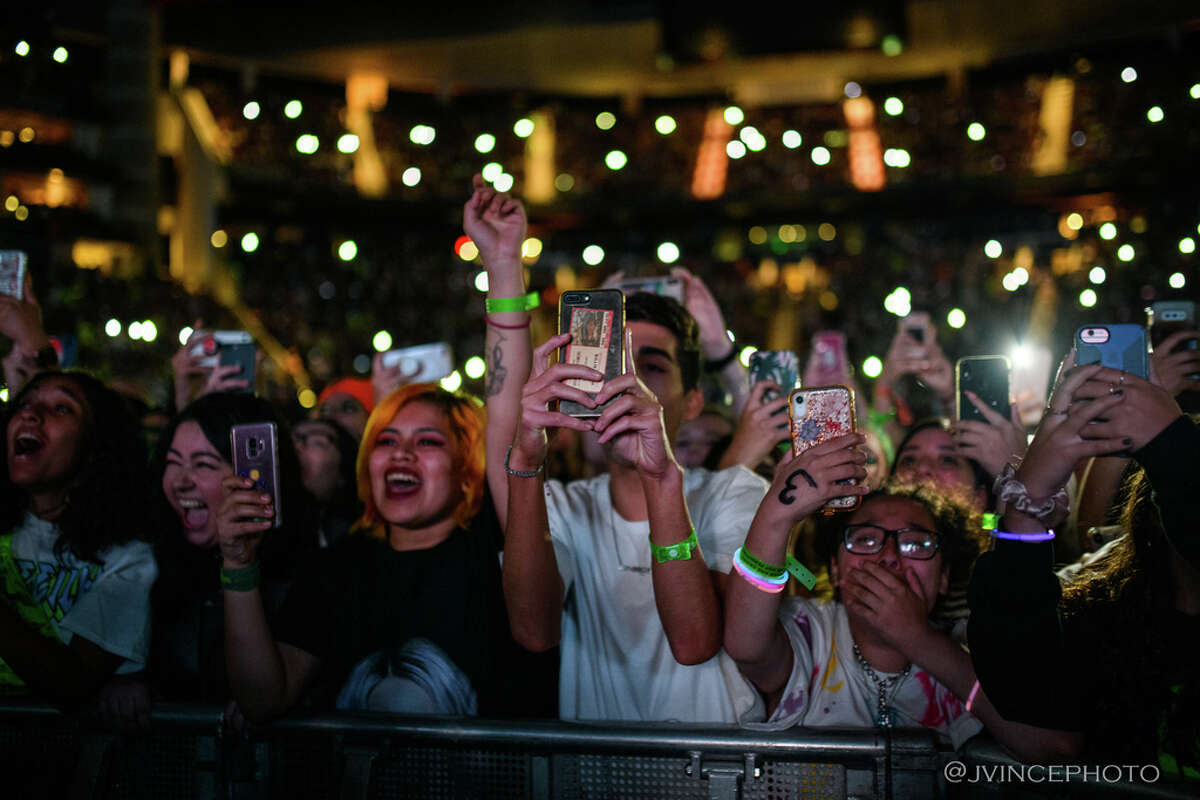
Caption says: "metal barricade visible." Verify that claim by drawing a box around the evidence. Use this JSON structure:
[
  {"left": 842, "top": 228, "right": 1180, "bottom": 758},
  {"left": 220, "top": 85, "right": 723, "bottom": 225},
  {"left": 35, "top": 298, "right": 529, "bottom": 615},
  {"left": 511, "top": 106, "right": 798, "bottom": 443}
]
[{"left": 0, "top": 699, "right": 1192, "bottom": 799}]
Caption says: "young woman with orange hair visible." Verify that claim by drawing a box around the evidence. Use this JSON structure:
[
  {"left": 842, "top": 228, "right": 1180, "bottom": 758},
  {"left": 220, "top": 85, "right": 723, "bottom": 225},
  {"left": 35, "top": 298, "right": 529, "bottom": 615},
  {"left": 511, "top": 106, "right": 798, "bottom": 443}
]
[{"left": 221, "top": 384, "right": 548, "bottom": 720}]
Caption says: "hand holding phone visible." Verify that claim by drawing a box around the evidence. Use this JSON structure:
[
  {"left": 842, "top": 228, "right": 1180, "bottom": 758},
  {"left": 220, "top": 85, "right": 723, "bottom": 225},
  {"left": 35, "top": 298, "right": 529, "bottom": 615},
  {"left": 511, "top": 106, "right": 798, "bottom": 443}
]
[
  {"left": 230, "top": 422, "right": 282, "bottom": 529},
  {"left": 804, "top": 331, "right": 850, "bottom": 388},
  {"left": 557, "top": 290, "right": 625, "bottom": 418},
  {"left": 1074, "top": 324, "right": 1149, "bottom": 378},
  {"left": 788, "top": 385, "right": 861, "bottom": 512},
  {"left": 955, "top": 356, "right": 1012, "bottom": 423}
]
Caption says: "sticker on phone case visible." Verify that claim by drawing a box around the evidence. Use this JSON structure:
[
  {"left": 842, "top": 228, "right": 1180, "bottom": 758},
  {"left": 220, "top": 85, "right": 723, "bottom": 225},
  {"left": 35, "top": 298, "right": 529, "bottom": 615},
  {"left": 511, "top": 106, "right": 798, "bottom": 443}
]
[{"left": 565, "top": 307, "right": 613, "bottom": 392}]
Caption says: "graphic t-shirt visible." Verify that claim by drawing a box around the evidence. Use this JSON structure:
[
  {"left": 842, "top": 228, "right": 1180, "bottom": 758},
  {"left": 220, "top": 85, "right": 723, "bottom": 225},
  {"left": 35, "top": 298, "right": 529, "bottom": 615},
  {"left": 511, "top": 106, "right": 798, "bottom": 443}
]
[
  {"left": 748, "top": 597, "right": 982, "bottom": 749},
  {"left": 0, "top": 513, "right": 156, "bottom": 684}
]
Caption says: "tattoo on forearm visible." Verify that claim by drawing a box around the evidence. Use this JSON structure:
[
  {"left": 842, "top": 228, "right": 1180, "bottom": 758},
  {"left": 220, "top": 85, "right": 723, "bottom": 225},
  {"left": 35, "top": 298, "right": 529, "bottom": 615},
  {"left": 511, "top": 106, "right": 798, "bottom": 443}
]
[
  {"left": 485, "top": 336, "right": 508, "bottom": 397},
  {"left": 778, "top": 468, "right": 817, "bottom": 505}
]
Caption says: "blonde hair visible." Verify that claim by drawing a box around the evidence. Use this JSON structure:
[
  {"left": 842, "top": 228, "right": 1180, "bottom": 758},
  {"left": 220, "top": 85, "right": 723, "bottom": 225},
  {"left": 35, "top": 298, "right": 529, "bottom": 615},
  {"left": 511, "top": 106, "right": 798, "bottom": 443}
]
[{"left": 354, "top": 384, "right": 486, "bottom": 539}]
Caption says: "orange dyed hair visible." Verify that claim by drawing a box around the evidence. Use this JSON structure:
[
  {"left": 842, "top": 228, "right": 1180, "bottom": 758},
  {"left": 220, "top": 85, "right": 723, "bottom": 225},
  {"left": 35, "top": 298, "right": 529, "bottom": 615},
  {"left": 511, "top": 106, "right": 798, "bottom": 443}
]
[{"left": 354, "top": 383, "right": 486, "bottom": 539}]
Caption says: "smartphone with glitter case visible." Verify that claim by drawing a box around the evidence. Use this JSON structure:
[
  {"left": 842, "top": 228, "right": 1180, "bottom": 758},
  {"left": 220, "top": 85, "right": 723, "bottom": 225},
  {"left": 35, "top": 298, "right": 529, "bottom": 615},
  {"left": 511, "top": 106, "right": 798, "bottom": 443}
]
[
  {"left": 788, "top": 385, "right": 859, "bottom": 512},
  {"left": 230, "top": 422, "right": 282, "bottom": 529}
]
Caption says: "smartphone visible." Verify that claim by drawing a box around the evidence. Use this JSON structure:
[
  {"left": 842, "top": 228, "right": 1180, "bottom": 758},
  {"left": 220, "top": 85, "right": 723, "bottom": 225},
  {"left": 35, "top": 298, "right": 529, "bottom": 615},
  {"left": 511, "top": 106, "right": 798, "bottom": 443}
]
[
  {"left": 614, "top": 276, "right": 685, "bottom": 304},
  {"left": 1009, "top": 344, "right": 1053, "bottom": 427},
  {"left": 380, "top": 342, "right": 453, "bottom": 382},
  {"left": 899, "top": 312, "right": 934, "bottom": 359},
  {"left": 1074, "top": 324, "right": 1149, "bottom": 379},
  {"left": 749, "top": 350, "right": 800, "bottom": 401},
  {"left": 557, "top": 289, "right": 625, "bottom": 418},
  {"left": 788, "top": 385, "right": 859, "bottom": 512},
  {"left": 956, "top": 356, "right": 1012, "bottom": 423},
  {"left": 804, "top": 331, "right": 848, "bottom": 387},
  {"left": 0, "top": 251, "right": 27, "bottom": 298},
  {"left": 1148, "top": 301, "right": 1197, "bottom": 375},
  {"left": 230, "top": 422, "right": 282, "bottom": 529}
]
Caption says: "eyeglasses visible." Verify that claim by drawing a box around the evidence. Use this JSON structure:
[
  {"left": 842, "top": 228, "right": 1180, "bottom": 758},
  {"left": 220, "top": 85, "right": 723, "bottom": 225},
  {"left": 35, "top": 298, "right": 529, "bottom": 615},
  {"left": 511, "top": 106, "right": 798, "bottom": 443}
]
[{"left": 843, "top": 524, "right": 941, "bottom": 560}]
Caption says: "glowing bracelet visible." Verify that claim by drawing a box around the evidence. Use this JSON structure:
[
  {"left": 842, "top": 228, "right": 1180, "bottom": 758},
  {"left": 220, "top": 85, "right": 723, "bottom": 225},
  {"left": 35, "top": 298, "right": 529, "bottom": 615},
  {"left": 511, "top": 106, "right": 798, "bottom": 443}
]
[
  {"left": 980, "top": 512, "right": 999, "bottom": 532},
  {"left": 736, "top": 545, "right": 787, "bottom": 580},
  {"left": 650, "top": 528, "right": 699, "bottom": 563},
  {"left": 485, "top": 291, "right": 539, "bottom": 314},
  {"left": 732, "top": 557, "right": 785, "bottom": 594},
  {"left": 965, "top": 679, "right": 982, "bottom": 713},
  {"left": 733, "top": 547, "right": 788, "bottom": 584},
  {"left": 990, "top": 529, "right": 1055, "bottom": 542}
]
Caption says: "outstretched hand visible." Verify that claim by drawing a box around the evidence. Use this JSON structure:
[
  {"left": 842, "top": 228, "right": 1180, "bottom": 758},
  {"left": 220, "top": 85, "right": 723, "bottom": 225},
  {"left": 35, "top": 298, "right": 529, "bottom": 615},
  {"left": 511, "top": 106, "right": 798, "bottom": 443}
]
[
  {"left": 952, "top": 392, "right": 1027, "bottom": 479},
  {"left": 216, "top": 475, "right": 273, "bottom": 569},
  {"left": 463, "top": 173, "right": 526, "bottom": 272},
  {"left": 592, "top": 330, "right": 677, "bottom": 479},
  {"left": 511, "top": 333, "right": 601, "bottom": 471}
]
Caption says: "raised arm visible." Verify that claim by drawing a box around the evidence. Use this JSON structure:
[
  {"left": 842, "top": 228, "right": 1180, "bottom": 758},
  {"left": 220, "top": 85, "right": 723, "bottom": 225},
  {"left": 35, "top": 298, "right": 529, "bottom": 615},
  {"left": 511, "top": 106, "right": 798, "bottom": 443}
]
[
  {"left": 465, "top": 174, "right": 532, "bottom": 529},
  {"left": 670, "top": 267, "right": 748, "bottom": 413},
  {"left": 503, "top": 335, "right": 601, "bottom": 652},
  {"left": 218, "top": 475, "right": 318, "bottom": 722},
  {"left": 0, "top": 275, "right": 52, "bottom": 394},
  {"left": 724, "top": 435, "right": 867, "bottom": 702}
]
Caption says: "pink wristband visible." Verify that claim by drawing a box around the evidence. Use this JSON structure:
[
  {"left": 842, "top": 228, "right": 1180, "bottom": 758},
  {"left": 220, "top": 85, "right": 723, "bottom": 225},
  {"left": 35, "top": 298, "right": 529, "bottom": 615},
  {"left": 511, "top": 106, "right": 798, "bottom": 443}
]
[
  {"left": 965, "top": 679, "right": 982, "bottom": 713},
  {"left": 732, "top": 558, "right": 785, "bottom": 594}
]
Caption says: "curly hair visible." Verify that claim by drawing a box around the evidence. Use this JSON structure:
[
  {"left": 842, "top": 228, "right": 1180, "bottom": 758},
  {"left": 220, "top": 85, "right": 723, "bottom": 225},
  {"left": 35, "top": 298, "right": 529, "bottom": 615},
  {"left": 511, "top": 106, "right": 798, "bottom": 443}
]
[
  {"left": 1059, "top": 469, "right": 1196, "bottom": 764},
  {"left": 0, "top": 371, "right": 154, "bottom": 564},
  {"left": 808, "top": 481, "right": 987, "bottom": 622},
  {"left": 355, "top": 383, "right": 485, "bottom": 539}
]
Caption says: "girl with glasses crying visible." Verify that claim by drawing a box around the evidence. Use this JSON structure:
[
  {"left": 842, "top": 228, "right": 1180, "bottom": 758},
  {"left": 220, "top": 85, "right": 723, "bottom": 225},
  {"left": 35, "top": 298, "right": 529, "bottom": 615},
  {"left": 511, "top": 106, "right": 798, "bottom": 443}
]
[{"left": 723, "top": 434, "right": 1079, "bottom": 760}]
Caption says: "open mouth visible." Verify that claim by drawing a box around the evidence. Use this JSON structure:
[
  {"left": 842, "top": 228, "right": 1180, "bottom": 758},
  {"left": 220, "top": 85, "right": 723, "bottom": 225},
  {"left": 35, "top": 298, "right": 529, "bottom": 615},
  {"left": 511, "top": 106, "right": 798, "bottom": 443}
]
[
  {"left": 12, "top": 432, "right": 43, "bottom": 457},
  {"left": 176, "top": 497, "right": 210, "bottom": 530},
  {"left": 384, "top": 469, "right": 421, "bottom": 498}
]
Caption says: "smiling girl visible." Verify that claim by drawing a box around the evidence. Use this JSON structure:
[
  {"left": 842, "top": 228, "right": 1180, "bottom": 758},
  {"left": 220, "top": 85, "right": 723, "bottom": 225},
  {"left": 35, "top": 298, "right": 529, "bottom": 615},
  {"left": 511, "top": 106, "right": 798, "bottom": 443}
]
[
  {"left": 223, "top": 384, "right": 547, "bottom": 720},
  {"left": 0, "top": 372, "right": 156, "bottom": 707}
]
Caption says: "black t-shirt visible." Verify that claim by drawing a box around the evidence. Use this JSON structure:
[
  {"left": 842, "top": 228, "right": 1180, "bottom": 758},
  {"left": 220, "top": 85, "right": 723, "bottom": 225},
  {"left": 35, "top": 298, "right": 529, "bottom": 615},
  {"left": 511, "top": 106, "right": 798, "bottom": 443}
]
[{"left": 273, "top": 493, "right": 554, "bottom": 717}]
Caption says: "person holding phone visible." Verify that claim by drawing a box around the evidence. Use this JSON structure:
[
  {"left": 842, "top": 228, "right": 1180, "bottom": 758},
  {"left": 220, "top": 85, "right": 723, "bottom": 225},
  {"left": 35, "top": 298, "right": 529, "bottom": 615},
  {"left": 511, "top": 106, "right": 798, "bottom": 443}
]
[
  {"left": 724, "top": 457, "right": 1077, "bottom": 759},
  {"left": 0, "top": 273, "right": 55, "bottom": 395},
  {"left": 221, "top": 384, "right": 550, "bottom": 720},
  {"left": 968, "top": 363, "right": 1198, "bottom": 771},
  {"left": 171, "top": 325, "right": 253, "bottom": 412},
  {"left": 503, "top": 289, "right": 770, "bottom": 723}
]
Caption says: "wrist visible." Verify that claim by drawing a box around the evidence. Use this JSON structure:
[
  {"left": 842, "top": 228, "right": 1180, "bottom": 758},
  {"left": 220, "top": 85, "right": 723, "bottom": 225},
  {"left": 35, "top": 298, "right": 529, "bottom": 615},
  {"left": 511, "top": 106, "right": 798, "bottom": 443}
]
[{"left": 640, "top": 460, "right": 684, "bottom": 494}]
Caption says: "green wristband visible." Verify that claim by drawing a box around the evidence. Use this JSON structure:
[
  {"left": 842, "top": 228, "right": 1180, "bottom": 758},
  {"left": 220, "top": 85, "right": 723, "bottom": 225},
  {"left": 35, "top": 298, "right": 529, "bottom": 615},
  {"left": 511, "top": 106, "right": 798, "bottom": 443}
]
[
  {"left": 786, "top": 556, "right": 818, "bottom": 591},
  {"left": 981, "top": 512, "right": 999, "bottom": 532},
  {"left": 220, "top": 562, "right": 261, "bottom": 592},
  {"left": 485, "top": 291, "right": 539, "bottom": 314},
  {"left": 738, "top": 545, "right": 787, "bottom": 579},
  {"left": 650, "top": 528, "right": 699, "bottom": 563}
]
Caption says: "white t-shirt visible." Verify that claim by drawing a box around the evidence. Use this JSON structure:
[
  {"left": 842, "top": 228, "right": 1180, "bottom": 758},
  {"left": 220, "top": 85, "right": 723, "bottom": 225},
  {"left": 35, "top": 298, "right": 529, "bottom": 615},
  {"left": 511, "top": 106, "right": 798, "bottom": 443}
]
[
  {"left": 746, "top": 597, "right": 983, "bottom": 749},
  {"left": 544, "top": 466, "right": 768, "bottom": 723},
  {"left": 8, "top": 513, "right": 157, "bottom": 675}
]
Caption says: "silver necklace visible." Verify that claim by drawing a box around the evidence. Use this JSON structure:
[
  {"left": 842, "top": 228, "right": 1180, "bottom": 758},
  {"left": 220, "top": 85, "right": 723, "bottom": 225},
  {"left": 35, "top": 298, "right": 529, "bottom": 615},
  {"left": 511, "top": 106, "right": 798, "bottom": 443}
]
[{"left": 852, "top": 643, "right": 911, "bottom": 728}]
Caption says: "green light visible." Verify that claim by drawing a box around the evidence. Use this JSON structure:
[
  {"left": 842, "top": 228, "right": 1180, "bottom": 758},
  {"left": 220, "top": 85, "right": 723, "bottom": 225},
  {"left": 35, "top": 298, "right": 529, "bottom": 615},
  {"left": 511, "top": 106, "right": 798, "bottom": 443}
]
[
  {"left": 241, "top": 232, "right": 260, "bottom": 253},
  {"left": 947, "top": 308, "right": 966, "bottom": 329},
  {"left": 1147, "top": 106, "right": 1164, "bottom": 123},
  {"left": 984, "top": 239, "right": 1002, "bottom": 258},
  {"left": 657, "top": 242, "right": 680, "bottom": 264},
  {"left": 724, "top": 106, "right": 744, "bottom": 126},
  {"left": 967, "top": 122, "right": 986, "bottom": 141},
  {"left": 440, "top": 370, "right": 463, "bottom": 392},
  {"left": 373, "top": 330, "right": 393, "bottom": 352},
  {"left": 474, "top": 133, "right": 496, "bottom": 153},
  {"left": 863, "top": 356, "right": 883, "bottom": 378},
  {"left": 881, "top": 35, "right": 903, "bottom": 57},
  {"left": 337, "top": 134, "right": 359, "bottom": 153},
  {"left": 1098, "top": 222, "right": 1117, "bottom": 240},
  {"left": 781, "top": 130, "right": 802, "bottom": 148},
  {"left": 338, "top": 240, "right": 357, "bottom": 261},
  {"left": 1169, "top": 272, "right": 1186, "bottom": 289},
  {"left": 595, "top": 112, "right": 616, "bottom": 130},
  {"left": 883, "top": 97, "right": 904, "bottom": 116},
  {"left": 243, "top": 101, "right": 261, "bottom": 120},
  {"left": 582, "top": 245, "right": 604, "bottom": 266},
  {"left": 738, "top": 346, "right": 759, "bottom": 368},
  {"left": 1117, "top": 244, "right": 1135, "bottom": 262},
  {"left": 1180, "top": 237, "right": 1196, "bottom": 255},
  {"left": 655, "top": 115, "right": 677, "bottom": 135},
  {"left": 811, "top": 146, "right": 831, "bottom": 165},
  {"left": 481, "top": 162, "right": 503, "bottom": 182},
  {"left": 1079, "top": 289, "right": 1097, "bottom": 308},
  {"left": 14, "top": 41, "right": 30, "bottom": 57},
  {"left": 465, "top": 356, "right": 486, "bottom": 379},
  {"left": 605, "top": 150, "right": 628, "bottom": 170},
  {"left": 52, "top": 46, "right": 68, "bottom": 63},
  {"left": 513, "top": 118, "right": 534, "bottom": 138},
  {"left": 284, "top": 100, "right": 303, "bottom": 119}
]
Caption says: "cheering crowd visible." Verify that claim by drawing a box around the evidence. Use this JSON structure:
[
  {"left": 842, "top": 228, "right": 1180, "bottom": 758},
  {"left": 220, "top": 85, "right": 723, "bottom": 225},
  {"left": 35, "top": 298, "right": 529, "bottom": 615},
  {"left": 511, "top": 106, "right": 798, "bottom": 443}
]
[{"left": 0, "top": 176, "right": 1196, "bottom": 782}]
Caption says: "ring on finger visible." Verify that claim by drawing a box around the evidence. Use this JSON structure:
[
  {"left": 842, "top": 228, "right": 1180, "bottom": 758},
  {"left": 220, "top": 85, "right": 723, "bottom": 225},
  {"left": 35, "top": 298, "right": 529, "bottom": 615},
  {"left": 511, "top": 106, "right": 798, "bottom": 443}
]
[{"left": 1118, "top": 372, "right": 1126, "bottom": 386}]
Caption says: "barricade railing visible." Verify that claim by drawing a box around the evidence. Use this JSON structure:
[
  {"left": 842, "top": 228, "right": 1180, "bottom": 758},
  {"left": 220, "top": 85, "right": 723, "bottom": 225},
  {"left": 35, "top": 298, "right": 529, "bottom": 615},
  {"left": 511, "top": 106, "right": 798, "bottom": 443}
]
[{"left": 0, "top": 699, "right": 1190, "bottom": 799}]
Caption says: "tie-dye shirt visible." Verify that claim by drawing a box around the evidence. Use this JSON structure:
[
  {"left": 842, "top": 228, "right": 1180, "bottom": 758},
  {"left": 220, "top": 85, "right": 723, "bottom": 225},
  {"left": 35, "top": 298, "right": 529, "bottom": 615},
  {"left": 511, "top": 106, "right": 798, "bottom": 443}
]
[{"left": 746, "top": 597, "right": 983, "bottom": 749}]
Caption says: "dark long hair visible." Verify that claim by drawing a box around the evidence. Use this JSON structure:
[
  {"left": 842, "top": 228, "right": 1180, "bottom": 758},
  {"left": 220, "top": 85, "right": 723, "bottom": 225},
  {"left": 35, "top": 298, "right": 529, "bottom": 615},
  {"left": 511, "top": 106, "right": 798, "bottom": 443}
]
[
  {"left": 0, "top": 371, "right": 154, "bottom": 563},
  {"left": 153, "top": 392, "right": 317, "bottom": 595},
  {"left": 890, "top": 417, "right": 995, "bottom": 508},
  {"left": 1060, "top": 469, "right": 1198, "bottom": 764}
]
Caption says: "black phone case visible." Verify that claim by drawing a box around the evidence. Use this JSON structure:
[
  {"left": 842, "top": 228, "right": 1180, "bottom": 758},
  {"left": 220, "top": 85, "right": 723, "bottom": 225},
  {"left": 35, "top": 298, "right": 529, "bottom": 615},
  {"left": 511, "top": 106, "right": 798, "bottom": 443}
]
[
  {"left": 220, "top": 343, "right": 256, "bottom": 394},
  {"left": 230, "top": 423, "right": 282, "bottom": 528},
  {"left": 956, "top": 356, "right": 1012, "bottom": 423},
  {"left": 557, "top": 290, "right": 625, "bottom": 418}
]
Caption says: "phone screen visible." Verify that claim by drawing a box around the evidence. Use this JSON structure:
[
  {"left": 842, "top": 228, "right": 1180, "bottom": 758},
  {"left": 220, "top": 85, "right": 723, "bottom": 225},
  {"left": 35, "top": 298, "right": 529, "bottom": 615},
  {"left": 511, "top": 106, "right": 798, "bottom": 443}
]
[{"left": 956, "top": 356, "right": 1012, "bottom": 423}]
